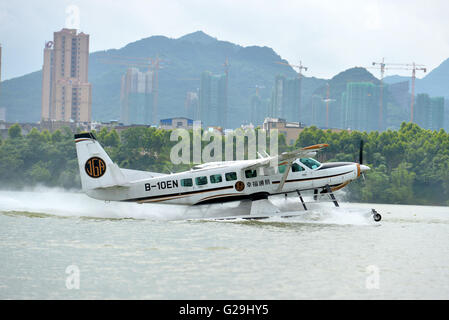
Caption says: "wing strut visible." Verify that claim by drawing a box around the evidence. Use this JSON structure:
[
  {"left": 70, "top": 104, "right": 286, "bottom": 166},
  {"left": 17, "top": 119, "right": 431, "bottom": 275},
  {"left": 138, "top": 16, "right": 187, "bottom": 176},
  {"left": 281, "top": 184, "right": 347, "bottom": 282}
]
[{"left": 276, "top": 163, "right": 292, "bottom": 192}]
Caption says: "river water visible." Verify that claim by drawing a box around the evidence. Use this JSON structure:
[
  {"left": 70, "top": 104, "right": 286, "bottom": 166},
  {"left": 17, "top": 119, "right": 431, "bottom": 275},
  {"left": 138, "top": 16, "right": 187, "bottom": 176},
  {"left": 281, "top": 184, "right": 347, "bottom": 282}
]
[{"left": 0, "top": 188, "right": 448, "bottom": 299}]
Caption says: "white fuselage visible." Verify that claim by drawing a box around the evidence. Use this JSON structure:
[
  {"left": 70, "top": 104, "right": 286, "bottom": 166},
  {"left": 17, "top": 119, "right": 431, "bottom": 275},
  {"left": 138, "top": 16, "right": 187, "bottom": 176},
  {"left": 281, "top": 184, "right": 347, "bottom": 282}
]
[{"left": 87, "top": 159, "right": 362, "bottom": 205}]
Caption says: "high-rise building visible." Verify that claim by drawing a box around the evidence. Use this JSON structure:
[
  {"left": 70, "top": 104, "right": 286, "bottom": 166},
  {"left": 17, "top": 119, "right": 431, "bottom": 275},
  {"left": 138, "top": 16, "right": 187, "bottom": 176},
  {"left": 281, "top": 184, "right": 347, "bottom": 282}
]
[
  {"left": 269, "top": 75, "right": 301, "bottom": 121},
  {"left": 0, "top": 43, "right": 2, "bottom": 77},
  {"left": 185, "top": 91, "right": 199, "bottom": 120},
  {"left": 413, "top": 94, "right": 444, "bottom": 131},
  {"left": 388, "top": 81, "right": 410, "bottom": 113},
  {"left": 120, "top": 67, "right": 153, "bottom": 125},
  {"left": 0, "top": 108, "right": 5, "bottom": 122},
  {"left": 283, "top": 78, "right": 301, "bottom": 121},
  {"left": 0, "top": 44, "right": 3, "bottom": 121},
  {"left": 250, "top": 94, "right": 263, "bottom": 126},
  {"left": 342, "top": 82, "right": 385, "bottom": 131},
  {"left": 430, "top": 97, "right": 444, "bottom": 131},
  {"left": 271, "top": 75, "right": 284, "bottom": 118},
  {"left": 199, "top": 71, "right": 227, "bottom": 128},
  {"left": 311, "top": 94, "right": 326, "bottom": 128},
  {"left": 41, "top": 28, "right": 92, "bottom": 123},
  {"left": 445, "top": 100, "right": 449, "bottom": 131},
  {"left": 0, "top": 43, "right": 2, "bottom": 93}
]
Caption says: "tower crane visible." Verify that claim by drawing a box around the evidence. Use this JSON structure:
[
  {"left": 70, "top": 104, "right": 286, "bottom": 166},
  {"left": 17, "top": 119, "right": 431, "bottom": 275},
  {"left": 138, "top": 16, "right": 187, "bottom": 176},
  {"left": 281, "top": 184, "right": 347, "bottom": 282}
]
[
  {"left": 386, "top": 62, "right": 426, "bottom": 123},
  {"left": 276, "top": 60, "right": 308, "bottom": 77},
  {"left": 371, "top": 58, "right": 426, "bottom": 125},
  {"left": 371, "top": 58, "right": 387, "bottom": 130}
]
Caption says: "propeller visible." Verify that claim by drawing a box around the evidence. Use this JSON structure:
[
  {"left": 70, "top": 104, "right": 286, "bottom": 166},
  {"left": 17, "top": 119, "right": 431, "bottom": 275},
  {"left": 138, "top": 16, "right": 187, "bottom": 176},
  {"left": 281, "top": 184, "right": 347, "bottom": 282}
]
[
  {"left": 359, "top": 139, "right": 364, "bottom": 164},
  {"left": 359, "top": 140, "right": 366, "bottom": 181}
]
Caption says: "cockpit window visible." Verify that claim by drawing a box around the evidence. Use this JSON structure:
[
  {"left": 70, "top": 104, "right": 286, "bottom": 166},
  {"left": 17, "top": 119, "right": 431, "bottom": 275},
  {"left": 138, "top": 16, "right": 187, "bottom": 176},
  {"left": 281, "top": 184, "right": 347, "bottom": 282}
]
[
  {"left": 300, "top": 158, "right": 321, "bottom": 169},
  {"left": 292, "top": 163, "right": 304, "bottom": 172},
  {"left": 279, "top": 163, "right": 305, "bottom": 173}
]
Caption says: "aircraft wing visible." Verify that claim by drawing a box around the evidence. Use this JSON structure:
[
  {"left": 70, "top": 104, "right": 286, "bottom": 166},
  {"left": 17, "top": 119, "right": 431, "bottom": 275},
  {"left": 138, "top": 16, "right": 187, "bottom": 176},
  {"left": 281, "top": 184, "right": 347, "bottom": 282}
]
[
  {"left": 277, "top": 143, "right": 329, "bottom": 162},
  {"left": 241, "top": 143, "right": 329, "bottom": 171}
]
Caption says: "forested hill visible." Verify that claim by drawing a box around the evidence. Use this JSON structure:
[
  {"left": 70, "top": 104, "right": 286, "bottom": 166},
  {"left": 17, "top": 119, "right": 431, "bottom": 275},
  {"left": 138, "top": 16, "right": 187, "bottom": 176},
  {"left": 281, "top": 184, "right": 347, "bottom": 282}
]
[
  {"left": 0, "top": 122, "right": 448, "bottom": 206},
  {"left": 0, "top": 31, "right": 325, "bottom": 127}
]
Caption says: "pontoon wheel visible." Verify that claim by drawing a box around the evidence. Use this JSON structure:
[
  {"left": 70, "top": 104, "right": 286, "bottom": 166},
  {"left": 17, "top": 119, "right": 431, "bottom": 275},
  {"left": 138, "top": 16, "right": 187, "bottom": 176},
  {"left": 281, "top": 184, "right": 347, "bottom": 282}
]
[{"left": 373, "top": 213, "right": 382, "bottom": 222}]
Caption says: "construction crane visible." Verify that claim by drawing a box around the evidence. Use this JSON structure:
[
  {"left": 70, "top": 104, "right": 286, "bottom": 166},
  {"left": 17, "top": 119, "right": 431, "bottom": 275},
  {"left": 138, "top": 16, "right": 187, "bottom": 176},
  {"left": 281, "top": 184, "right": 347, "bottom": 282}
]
[
  {"left": 275, "top": 59, "right": 308, "bottom": 123},
  {"left": 371, "top": 58, "right": 426, "bottom": 125},
  {"left": 371, "top": 58, "right": 387, "bottom": 130},
  {"left": 99, "top": 54, "right": 166, "bottom": 125},
  {"left": 387, "top": 62, "right": 426, "bottom": 123},
  {"left": 276, "top": 60, "right": 308, "bottom": 78}
]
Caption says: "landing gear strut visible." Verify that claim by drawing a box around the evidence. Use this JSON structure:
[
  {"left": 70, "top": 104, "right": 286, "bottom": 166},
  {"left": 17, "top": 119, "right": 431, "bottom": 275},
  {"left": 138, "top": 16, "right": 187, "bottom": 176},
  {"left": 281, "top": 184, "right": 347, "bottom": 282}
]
[
  {"left": 296, "top": 190, "right": 307, "bottom": 211},
  {"left": 325, "top": 184, "right": 339, "bottom": 207}
]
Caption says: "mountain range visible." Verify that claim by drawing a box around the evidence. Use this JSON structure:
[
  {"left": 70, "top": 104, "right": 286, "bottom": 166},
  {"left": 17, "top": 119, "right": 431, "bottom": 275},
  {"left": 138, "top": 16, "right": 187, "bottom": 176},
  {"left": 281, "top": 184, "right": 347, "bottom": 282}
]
[{"left": 0, "top": 31, "right": 448, "bottom": 127}]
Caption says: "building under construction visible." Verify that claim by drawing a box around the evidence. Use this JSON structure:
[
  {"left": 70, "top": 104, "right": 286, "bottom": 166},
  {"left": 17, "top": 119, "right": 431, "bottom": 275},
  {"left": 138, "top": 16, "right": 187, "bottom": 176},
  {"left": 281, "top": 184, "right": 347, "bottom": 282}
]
[
  {"left": 120, "top": 68, "right": 153, "bottom": 125},
  {"left": 341, "top": 82, "right": 386, "bottom": 131},
  {"left": 413, "top": 94, "right": 445, "bottom": 131}
]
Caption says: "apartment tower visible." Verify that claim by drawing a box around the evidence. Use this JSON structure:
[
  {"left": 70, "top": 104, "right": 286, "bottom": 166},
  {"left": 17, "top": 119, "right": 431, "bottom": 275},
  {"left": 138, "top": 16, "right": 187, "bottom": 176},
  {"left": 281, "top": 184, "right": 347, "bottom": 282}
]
[{"left": 41, "top": 28, "right": 91, "bottom": 123}]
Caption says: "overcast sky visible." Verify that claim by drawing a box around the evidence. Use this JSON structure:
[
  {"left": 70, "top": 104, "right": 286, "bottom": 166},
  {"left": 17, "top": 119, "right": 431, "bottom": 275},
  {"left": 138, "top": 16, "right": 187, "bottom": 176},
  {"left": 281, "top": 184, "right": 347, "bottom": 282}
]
[{"left": 1, "top": 0, "right": 448, "bottom": 81}]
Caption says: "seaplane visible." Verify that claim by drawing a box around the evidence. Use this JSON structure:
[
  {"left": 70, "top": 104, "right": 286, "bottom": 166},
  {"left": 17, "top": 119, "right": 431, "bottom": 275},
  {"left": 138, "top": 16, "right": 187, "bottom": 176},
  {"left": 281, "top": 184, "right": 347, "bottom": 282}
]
[{"left": 74, "top": 132, "right": 381, "bottom": 222}]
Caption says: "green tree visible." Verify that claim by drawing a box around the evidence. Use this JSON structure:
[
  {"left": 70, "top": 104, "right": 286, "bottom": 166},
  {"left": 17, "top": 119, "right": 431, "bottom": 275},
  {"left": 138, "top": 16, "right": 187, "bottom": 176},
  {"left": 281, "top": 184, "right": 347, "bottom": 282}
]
[
  {"left": 103, "top": 129, "right": 120, "bottom": 148},
  {"left": 8, "top": 124, "right": 22, "bottom": 139},
  {"left": 385, "top": 162, "right": 416, "bottom": 203}
]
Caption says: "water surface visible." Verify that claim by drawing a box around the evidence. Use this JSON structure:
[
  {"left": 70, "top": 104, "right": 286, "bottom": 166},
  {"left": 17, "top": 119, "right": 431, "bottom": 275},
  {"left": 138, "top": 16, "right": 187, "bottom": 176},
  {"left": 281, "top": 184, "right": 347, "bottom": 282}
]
[{"left": 0, "top": 189, "right": 448, "bottom": 299}]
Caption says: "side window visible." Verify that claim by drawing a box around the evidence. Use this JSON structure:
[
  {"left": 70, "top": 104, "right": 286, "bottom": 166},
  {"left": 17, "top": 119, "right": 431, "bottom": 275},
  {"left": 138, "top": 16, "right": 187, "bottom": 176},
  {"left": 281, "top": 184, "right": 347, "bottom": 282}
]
[
  {"left": 292, "top": 163, "right": 304, "bottom": 172},
  {"left": 225, "top": 172, "right": 237, "bottom": 181},
  {"left": 181, "top": 178, "right": 193, "bottom": 187},
  {"left": 210, "top": 174, "right": 222, "bottom": 184},
  {"left": 195, "top": 176, "right": 208, "bottom": 186},
  {"left": 245, "top": 169, "right": 257, "bottom": 178}
]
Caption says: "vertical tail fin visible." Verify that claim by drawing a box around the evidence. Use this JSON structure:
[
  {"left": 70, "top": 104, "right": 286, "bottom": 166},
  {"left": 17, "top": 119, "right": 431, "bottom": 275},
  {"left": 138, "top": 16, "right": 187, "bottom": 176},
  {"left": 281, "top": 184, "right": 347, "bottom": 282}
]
[{"left": 74, "top": 133, "right": 128, "bottom": 191}]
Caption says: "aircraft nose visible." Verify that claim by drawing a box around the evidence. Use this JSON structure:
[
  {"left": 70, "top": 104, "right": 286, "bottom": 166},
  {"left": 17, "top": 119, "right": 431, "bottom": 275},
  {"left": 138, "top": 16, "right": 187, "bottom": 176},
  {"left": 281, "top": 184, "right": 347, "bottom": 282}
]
[{"left": 360, "top": 164, "right": 370, "bottom": 172}]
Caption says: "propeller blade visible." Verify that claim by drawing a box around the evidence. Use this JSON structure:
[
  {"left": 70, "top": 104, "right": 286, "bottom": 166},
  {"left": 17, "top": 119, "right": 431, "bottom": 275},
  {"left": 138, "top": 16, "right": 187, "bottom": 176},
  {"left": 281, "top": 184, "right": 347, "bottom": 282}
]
[{"left": 359, "top": 140, "right": 364, "bottom": 164}]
